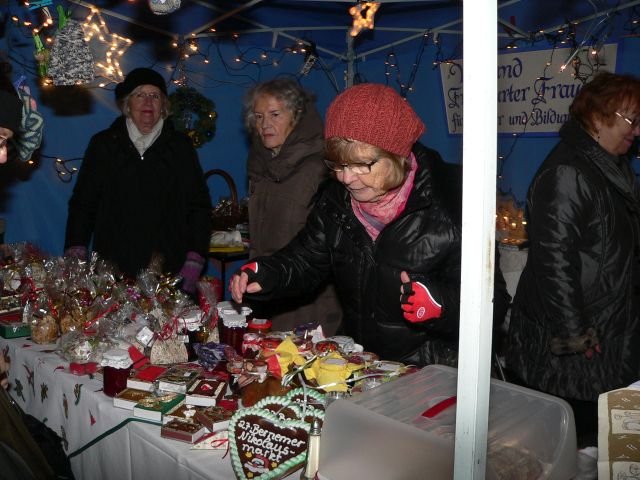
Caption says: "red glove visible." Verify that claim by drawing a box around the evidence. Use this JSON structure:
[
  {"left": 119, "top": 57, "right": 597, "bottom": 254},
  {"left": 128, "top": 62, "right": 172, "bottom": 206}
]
[
  {"left": 230, "top": 261, "right": 274, "bottom": 298},
  {"left": 400, "top": 280, "right": 442, "bottom": 323},
  {"left": 240, "top": 262, "right": 259, "bottom": 282}
]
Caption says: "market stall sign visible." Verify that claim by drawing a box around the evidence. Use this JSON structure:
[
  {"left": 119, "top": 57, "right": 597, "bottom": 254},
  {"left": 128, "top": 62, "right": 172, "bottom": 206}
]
[{"left": 439, "top": 43, "right": 618, "bottom": 135}]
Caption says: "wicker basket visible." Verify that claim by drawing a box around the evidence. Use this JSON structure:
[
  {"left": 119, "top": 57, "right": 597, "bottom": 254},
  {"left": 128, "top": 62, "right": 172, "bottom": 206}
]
[{"left": 205, "top": 169, "right": 247, "bottom": 231}]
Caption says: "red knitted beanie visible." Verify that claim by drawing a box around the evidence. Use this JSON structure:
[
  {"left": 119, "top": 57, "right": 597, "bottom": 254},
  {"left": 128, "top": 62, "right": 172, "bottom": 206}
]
[{"left": 324, "top": 83, "right": 426, "bottom": 158}]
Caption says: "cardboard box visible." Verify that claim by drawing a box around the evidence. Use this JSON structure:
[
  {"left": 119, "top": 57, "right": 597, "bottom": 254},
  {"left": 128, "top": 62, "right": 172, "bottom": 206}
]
[
  {"left": 161, "top": 419, "right": 209, "bottom": 444},
  {"left": 598, "top": 386, "right": 640, "bottom": 479},
  {"left": 185, "top": 378, "right": 226, "bottom": 407},
  {"left": 0, "top": 312, "right": 30, "bottom": 339},
  {"left": 133, "top": 394, "right": 185, "bottom": 423}
]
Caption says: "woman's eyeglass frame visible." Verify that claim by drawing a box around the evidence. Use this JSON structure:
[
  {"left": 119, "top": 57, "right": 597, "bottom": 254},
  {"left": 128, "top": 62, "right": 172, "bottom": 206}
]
[
  {"left": 133, "top": 91, "right": 162, "bottom": 102},
  {"left": 323, "top": 158, "right": 379, "bottom": 175},
  {"left": 615, "top": 111, "right": 640, "bottom": 128}
]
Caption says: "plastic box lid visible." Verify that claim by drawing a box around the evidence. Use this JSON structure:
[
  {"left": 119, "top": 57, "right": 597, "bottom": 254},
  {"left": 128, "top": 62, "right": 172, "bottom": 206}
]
[{"left": 318, "top": 364, "right": 576, "bottom": 480}]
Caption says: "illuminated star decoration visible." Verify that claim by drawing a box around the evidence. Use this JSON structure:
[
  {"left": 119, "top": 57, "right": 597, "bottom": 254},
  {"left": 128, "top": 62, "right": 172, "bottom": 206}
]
[
  {"left": 349, "top": 1, "right": 380, "bottom": 37},
  {"left": 81, "top": 7, "right": 132, "bottom": 85}
]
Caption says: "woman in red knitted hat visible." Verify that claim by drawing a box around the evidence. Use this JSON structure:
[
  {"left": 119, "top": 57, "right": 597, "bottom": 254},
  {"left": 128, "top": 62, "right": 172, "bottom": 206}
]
[{"left": 230, "top": 83, "right": 464, "bottom": 365}]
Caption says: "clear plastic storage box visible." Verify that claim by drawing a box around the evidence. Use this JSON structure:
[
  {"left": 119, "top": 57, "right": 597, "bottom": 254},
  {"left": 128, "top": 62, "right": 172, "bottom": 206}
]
[{"left": 318, "top": 364, "right": 577, "bottom": 480}]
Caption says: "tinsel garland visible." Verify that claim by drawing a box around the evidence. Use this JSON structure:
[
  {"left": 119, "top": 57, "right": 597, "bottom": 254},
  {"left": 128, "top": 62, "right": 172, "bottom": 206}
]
[{"left": 169, "top": 86, "right": 217, "bottom": 148}]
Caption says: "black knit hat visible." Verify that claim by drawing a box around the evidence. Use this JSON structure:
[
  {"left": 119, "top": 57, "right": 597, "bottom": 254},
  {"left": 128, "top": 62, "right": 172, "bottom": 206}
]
[
  {"left": 115, "top": 68, "right": 167, "bottom": 101},
  {"left": 0, "top": 90, "right": 23, "bottom": 134}
]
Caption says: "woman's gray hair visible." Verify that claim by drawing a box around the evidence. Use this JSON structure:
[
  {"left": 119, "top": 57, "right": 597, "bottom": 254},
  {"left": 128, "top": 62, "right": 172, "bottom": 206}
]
[
  {"left": 120, "top": 85, "right": 170, "bottom": 120},
  {"left": 243, "top": 78, "right": 313, "bottom": 132}
]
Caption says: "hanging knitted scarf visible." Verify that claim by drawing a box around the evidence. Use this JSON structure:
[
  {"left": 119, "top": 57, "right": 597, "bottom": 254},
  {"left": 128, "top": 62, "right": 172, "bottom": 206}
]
[{"left": 351, "top": 153, "right": 417, "bottom": 240}]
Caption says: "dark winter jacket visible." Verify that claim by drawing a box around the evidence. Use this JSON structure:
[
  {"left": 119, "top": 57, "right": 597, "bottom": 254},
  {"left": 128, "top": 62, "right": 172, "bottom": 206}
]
[
  {"left": 65, "top": 116, "right": 212, "bottom": 278},
  {"left": 507, "top": 119, "right": 640, "bottom": 401},
  {"left": 246, "top": 143, "right": 462, "bottom": 364},
  {"left": 246, "top": 101, "right": 342, "bottom": 334}
]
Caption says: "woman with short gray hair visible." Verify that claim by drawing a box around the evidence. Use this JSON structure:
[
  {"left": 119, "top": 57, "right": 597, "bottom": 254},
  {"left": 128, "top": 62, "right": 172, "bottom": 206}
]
[{"left": 243, "top": 78, "right": 342, "bottom": 334}]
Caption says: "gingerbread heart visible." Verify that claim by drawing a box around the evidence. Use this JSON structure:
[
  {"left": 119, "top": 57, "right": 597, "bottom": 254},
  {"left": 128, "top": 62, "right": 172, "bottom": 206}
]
[
  {"left": 286, "top": 388, "right": 326, "bottom": 412},
  {"left": 229, "top": 408, "right": 310, "bottom": 480},
  {"left": 254, "top": 396, "right": 299, "bottom": 421}
]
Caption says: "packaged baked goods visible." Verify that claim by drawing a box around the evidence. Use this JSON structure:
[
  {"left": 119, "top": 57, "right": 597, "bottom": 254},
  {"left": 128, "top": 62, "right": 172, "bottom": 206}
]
[{"left": 31, "top": 314, "right": 59, "bottom": 344}]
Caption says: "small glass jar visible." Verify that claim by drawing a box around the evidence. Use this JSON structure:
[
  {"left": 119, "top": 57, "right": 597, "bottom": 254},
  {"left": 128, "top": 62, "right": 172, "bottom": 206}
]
[
  {"left": 241, "top": 332, "right": 262, "bottom": 359},
  {"left": 220, "top": 313, "right": 248, "bottom": 355},
  {"left": 101, "top": 349, "right": 132, "bottom": 397},
  {"left": 179, "top": 313, "right": 205, "bottom": 362},
  {"left": 247, "top": 318, "right": 272, "bottom": 335}
]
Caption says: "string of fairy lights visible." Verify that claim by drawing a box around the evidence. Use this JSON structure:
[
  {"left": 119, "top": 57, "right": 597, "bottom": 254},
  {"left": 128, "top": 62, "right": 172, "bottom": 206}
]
[{"left": 3, "top": 0, "right": 640, "bottom": 193}]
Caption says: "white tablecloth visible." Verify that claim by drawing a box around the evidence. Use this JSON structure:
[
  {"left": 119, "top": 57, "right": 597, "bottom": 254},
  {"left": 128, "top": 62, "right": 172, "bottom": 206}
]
[{"left": 0, "top": 336, "right": 238, "bottom": 480}]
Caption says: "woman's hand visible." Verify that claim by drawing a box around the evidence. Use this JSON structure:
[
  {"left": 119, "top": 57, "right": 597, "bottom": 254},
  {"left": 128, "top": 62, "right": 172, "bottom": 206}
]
[
  {"left": 229, "top": 262, "right": 263, "bottom": 303},
  {"left": 399, "top": 271, "right": 442, "bottom": 323}
]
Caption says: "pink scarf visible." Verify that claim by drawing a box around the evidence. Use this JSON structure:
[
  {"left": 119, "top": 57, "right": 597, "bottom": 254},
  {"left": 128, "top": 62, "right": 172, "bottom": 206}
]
[{"left": 351, "top": 153, "right": 417, "bottom": 240}]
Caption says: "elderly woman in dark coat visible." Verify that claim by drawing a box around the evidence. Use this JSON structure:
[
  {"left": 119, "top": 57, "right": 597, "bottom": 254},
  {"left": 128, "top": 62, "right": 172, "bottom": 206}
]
[
  {"left": 65, "top": 68, "right": 211, "bottom": 292},
  {"left": 507, "top": 71, "right": 640, "bottom": 447},
  {"left": 243, "top": 78, "right": 342, "bottom": 335}
]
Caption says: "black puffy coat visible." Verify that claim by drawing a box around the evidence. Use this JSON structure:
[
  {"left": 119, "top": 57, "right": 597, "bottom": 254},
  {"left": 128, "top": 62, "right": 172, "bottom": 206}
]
[
  {"left": 65, "top": 116, "right": 212, "bottom": 277},
  {"left": 507, "top": 119, "right": 640, "bottom": 401},
  {"left": 247, "top": 143, "right": 462, "bottom": 364}
]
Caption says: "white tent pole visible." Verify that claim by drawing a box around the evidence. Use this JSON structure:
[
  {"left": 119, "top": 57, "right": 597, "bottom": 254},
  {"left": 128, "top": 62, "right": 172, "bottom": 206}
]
[{"left": 454, "top": 0, "right": 497, "bottom": 478}]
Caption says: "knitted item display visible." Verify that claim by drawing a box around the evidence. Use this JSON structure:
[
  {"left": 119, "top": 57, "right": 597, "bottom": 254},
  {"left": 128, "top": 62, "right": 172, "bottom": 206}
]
[
  {"left": 148, "top": 0, "right": 181, "bottom": 15},
  {"left": 325, "top": 83, "right": 425, "bottom": 158},
  {"left": 47, "top": 19, "right": 95, "bottom": 86}
]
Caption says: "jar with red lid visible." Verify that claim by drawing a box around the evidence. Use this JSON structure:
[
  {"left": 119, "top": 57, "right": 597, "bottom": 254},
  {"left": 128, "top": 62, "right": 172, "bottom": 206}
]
[
  {"left": 247, "top": 318, "right": 272, "bottom": 335},
  {"left": 178, "top": 313, "right": 206, "bottom": 362},
  {"left": 219, "top": 313, "right": 248, "bottom": 355},
  {"left": 101, "top": 349, "right": 132, "bottom": 397},
  {"left": 261, "top": 332, "right": 286, "bottom": 357}
]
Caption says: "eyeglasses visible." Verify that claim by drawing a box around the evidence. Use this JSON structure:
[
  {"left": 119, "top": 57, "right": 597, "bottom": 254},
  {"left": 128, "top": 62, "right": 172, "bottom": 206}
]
[
  {"left": 133, "top": 91, "right": 161, "bottom": 102},
  {"left": 615, "top": 111, "right": 640, "bottom": 128},
  {"left": 323, "top": 158, "right": 378, "bottom": 175}
]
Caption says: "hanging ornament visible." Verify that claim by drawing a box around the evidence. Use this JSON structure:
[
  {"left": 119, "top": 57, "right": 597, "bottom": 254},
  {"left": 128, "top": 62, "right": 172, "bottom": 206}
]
[
  {"left": 148, "top": 0, "right": 181, "bottom": 15},
  {"left": 168, "top": 87, "right": 217, "bottom": 148},
  {"left": 48, "top": 8, "right": 95, "bottom": 86},
  {"left": 32, "top": 33, "right": 50, "bottom": 80}
]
